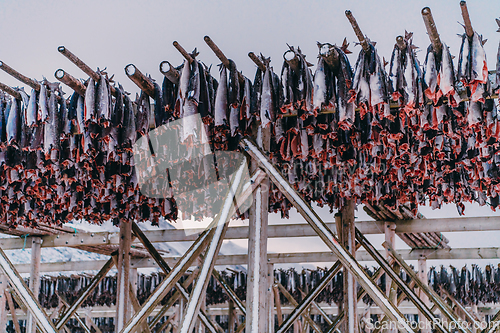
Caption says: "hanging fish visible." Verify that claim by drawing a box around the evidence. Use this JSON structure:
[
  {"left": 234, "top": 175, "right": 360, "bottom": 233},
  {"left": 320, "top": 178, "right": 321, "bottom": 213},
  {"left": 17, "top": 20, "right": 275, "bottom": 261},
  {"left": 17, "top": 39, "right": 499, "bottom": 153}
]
[
  {"left": 213, "top": 65, "right": 229, "bottom": 150},
  {"left": 6, "top": 98, "right": 21, "bottom": 146},
  {"left": 260, "top": 62, "right": 274, "bottom": 129},
  {"left": 97, "top": 73, "right": 111, "bottom": 127},
  {"left": 26, "top": 88, "right": 38, "bottom": 127},
  {"left": 39, "top": 82, "right": 49, "bottom": 123},
  {"left": 84, "top": 77, "right": 96, "bottom": 123},
  {"left": 43, "top": 86, "right": 60, "bottom": 160}
]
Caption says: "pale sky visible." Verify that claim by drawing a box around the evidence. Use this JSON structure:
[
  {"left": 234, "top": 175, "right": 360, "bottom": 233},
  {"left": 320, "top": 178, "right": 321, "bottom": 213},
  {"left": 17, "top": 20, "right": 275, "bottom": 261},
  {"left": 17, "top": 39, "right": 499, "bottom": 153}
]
[{"left": 0, "top": 0, "right": 499, "bottom": 269}]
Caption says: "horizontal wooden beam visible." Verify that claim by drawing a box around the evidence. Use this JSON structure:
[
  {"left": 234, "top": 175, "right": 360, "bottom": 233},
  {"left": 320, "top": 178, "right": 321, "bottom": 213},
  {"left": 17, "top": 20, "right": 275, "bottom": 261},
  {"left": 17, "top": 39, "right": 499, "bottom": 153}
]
[
  {"left": 1, "top": 216, "right": 499, "bottom": 250},
  {"left": 11, "top": 247, "right": 500, "bottom": 274}
]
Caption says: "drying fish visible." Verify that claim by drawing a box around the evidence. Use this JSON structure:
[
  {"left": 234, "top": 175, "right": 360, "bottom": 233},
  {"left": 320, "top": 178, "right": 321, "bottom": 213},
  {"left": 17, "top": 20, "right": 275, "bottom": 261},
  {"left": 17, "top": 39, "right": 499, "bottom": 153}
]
[
  {"left": 84, "top": 77, "right": 96, "bottom": 123},
  {"left": 97, "top": 73, "right": 111, "bottom": 126},
  {"left": 6, "top": 98, "right": 21, "bottom": 146},
  {"left": 26, "top": 88, "right": 38, "bottom": 127}
]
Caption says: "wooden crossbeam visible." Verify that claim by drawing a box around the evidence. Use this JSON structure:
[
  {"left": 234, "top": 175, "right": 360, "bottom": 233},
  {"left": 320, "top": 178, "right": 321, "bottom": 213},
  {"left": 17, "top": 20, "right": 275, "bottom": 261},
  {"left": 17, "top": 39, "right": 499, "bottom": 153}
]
[{"left": 2, "top": 216, "right": 499, "bottom": 251}]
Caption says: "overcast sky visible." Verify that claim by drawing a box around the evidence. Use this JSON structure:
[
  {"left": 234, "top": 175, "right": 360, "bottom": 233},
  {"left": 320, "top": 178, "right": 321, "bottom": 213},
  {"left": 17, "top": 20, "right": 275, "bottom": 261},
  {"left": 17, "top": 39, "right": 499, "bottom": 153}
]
[{"left": 1, "top": 0, "right": 499, "bottom": 269}]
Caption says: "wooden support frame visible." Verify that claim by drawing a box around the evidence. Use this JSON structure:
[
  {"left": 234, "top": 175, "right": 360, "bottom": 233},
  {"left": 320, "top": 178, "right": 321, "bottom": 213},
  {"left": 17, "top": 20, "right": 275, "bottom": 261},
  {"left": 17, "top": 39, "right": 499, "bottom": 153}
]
[
  {"left": 132, "top": 223, "right": 221, "bottom": 333},
  {"left": 383, "top": 241, "right": 473, "bottom": 333},
  {"left": 0, "top": 247, "right": 57, "bottom": 333},
  {"left": 5, "top": 289, "right": 21, "bottom": 333},
  {"left": 0, "top": 274, "right": 6, "bottom": 331},
  {"left": 356, "top": 230, "right": 449, "bottom": 333},
  {"left": 178, "top": 159, "right": 247, "bottom": 333},
  {"left": 27, "top": 237, "right": 41, "bottom": 333},
  {"left": 56, "top": 257, "right": 114, "bottom": 329},
  {"left": 121, "top": 160, "right": 250, "bottom": 333},
  {"left": 275, "top": 282, "right": 323, "bottom": 333},
  {"left": 240, "top": 137, "right": 416, "bottom": 332},
  {"left": 115, "top": 220, "right": 132, "bottom": 332},
  {"left": 1, "top": 216, "right": 499, "bottom": 251}
]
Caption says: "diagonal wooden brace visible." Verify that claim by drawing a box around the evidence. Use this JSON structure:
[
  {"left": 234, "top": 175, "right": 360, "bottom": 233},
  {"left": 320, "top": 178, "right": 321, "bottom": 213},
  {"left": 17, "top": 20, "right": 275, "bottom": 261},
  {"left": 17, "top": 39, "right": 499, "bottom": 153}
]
[
  {"left": 356, "top": 230, "right": 448, "bottom": 333},
  {"left": 383, "top": 241, "right": 473, "bottom": 333},
  {"left": 56, "top": 257, "right": 115, "bottom": 329},
  {"left": 0, "top": 247, "right": 57, "bottom": 333}
]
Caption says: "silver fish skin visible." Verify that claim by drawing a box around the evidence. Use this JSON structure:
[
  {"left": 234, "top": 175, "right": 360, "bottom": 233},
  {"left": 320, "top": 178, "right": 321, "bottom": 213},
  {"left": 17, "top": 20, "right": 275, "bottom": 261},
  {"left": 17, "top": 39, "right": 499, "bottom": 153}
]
[
  {"left": 214, "top": 66, "right": 228, "bottom": 127},
  {"left": 260, "top": 66, "right": 273, "bottom": 128},
  {"left": 84, "top": 77, "right": 96, "bottom": 123},
  {"left": 43, "top": 90, "right": 59, "bottom": 156},
  {"left": 240, "top": 77, "right": 251, "bottom": 120},
  {"left": 39, "top": 83, "right": 49, "bottom": 123},
  {"left": 97, "top": 74, "right": 110, "bottom": 126},
  {"left": 6, "top": 99, "right": 20, "bottom": 145},
  {"left": 457, "top": 34, "right": 470, "bottom": 82},
  {"left": 229, "top": 105, "right": 239, "bottom": 136},
  {"left": 438, "top": 43, "right": 455, "bottom": 97},
  {"left": 122, "top": 95, "right": 136, "bottom": 148},
  {"left": 369, "top": 54, "right": 386, "bottom": 106},
  {"left": 313, "top": 57, "right": 327, "bottom": 110},
  {"left": 424, "top": 48, "right": 438, "bottom": 97},
  {"left": 179, "top": 59, "right": 191, "bottom": 101},
  {"left": 76, "top": 95, "right": 85, "bottom": 134},
  {"left": 471, "top": 32, "right": 487, "bottom": 84},
  {"left": 404, "top": 49, "right": 416, "bottom": 106},
  {"left": 188, "top": 59, "right": 200, "bottom": 103},
  {"left": 60, "top": 96, "right": 71, "bottom": 136},
  {"left": 26, "top": 88, "right": 38, "bottom": 127}
]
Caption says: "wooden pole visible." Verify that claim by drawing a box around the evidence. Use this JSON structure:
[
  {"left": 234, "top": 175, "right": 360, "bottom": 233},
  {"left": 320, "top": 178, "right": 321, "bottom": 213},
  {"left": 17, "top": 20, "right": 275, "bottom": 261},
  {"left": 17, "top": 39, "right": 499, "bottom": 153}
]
[
  {"left": 57, "top": 46, "right": 116, "bottom": 96},
  {"left": 115, "top": 220, "right": 132, "bottom": 332},
  {"left": 248, "top": 52, "right": 266, "bottom": 71},
  {"left": 204, "top": 36, "right": 230, "bottom": 68},
  {"left": 418, "top": 257, "right": 431, "bottom": 333},
  {"left": 246, "top": 83, "right": 271, "bottom": 333},
  {"left": 228, "top": 300, "right": 235, "bottom": 333},
  {"left": 172, "top": 41, "right": 194, "bottom": 63},
  {"left": 58, "top": 46, "right": 99, "bottom": 82},
  {"left": 0, "top": 274, "right": 6, "bottom": 333},
  {"left": 0, "top": 83, "right": 21, "bottom": 100},
  {"left": 5, "top": 290, "right": 21, "bottom": 333},
  {"left": 341, "top": 200, "right": 359, "bottom": 333},
  {"left": 124, "top": 64, "right": 155, "bottom": 97},
  {"left": 0, "top": 61, "right": 40, "bottom": 91},
  {"left": 460, "top": 1, "right": 474, "bottom": 38},
  {"left": 54, "top": 69, "right": 86, "bottom": 97},
  {"left": 396, "top": 36, "right": 407, "bottom": 51},
  {"left": 159, "top": 61, "right": 180, "bottom": 84},
  {"left": 345, "top": 10, "right": 370, "bottom": 52},
  {"left": 421, "top": 7, "right": 443, "bottom": 55},
  {"left": 27, "top": 237, "right": 41, "bottom": 333}
]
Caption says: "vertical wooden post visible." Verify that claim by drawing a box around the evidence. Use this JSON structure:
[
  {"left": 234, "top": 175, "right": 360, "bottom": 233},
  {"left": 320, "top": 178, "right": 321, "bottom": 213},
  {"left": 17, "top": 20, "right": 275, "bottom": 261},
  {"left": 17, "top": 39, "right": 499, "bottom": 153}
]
[
  {"left": 228, "top": 300, "right": 235, "bottom": 333},
  {"left": 116, "top": 221, "right": 132, "bottom": 332},
  {"left": 339, "top": 200, "right": 358, "bottom": 333},
  {"left": 0, "top": 274, "right": 7, "bottom": 333},
  {"left": 246, "top": 110, "right": 270, "bottom": 333},
  {"left": 418, "top": 257, "right": 431, "bottom": 333},
  {"left": 27, "top": 237, "right": 42, "bottom": 333},
  {"left": 384, "top": 222, "right": 397, "bottom": 333},
  {"left": 268, "top": 263, "right": 275, "bottom": 332},
  {"left": 129, "top": 267, "right": 137, "bottom": 322}
]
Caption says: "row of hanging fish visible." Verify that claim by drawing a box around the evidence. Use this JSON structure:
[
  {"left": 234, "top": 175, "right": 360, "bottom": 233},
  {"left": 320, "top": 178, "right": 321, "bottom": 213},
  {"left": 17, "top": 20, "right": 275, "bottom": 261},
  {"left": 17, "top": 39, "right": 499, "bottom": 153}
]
[
  {"left": 0, "top": 21, "right": 500, "bottom": 226},
  {"left": 25, "top": 264, "right": 500, "bottom": 313}
]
